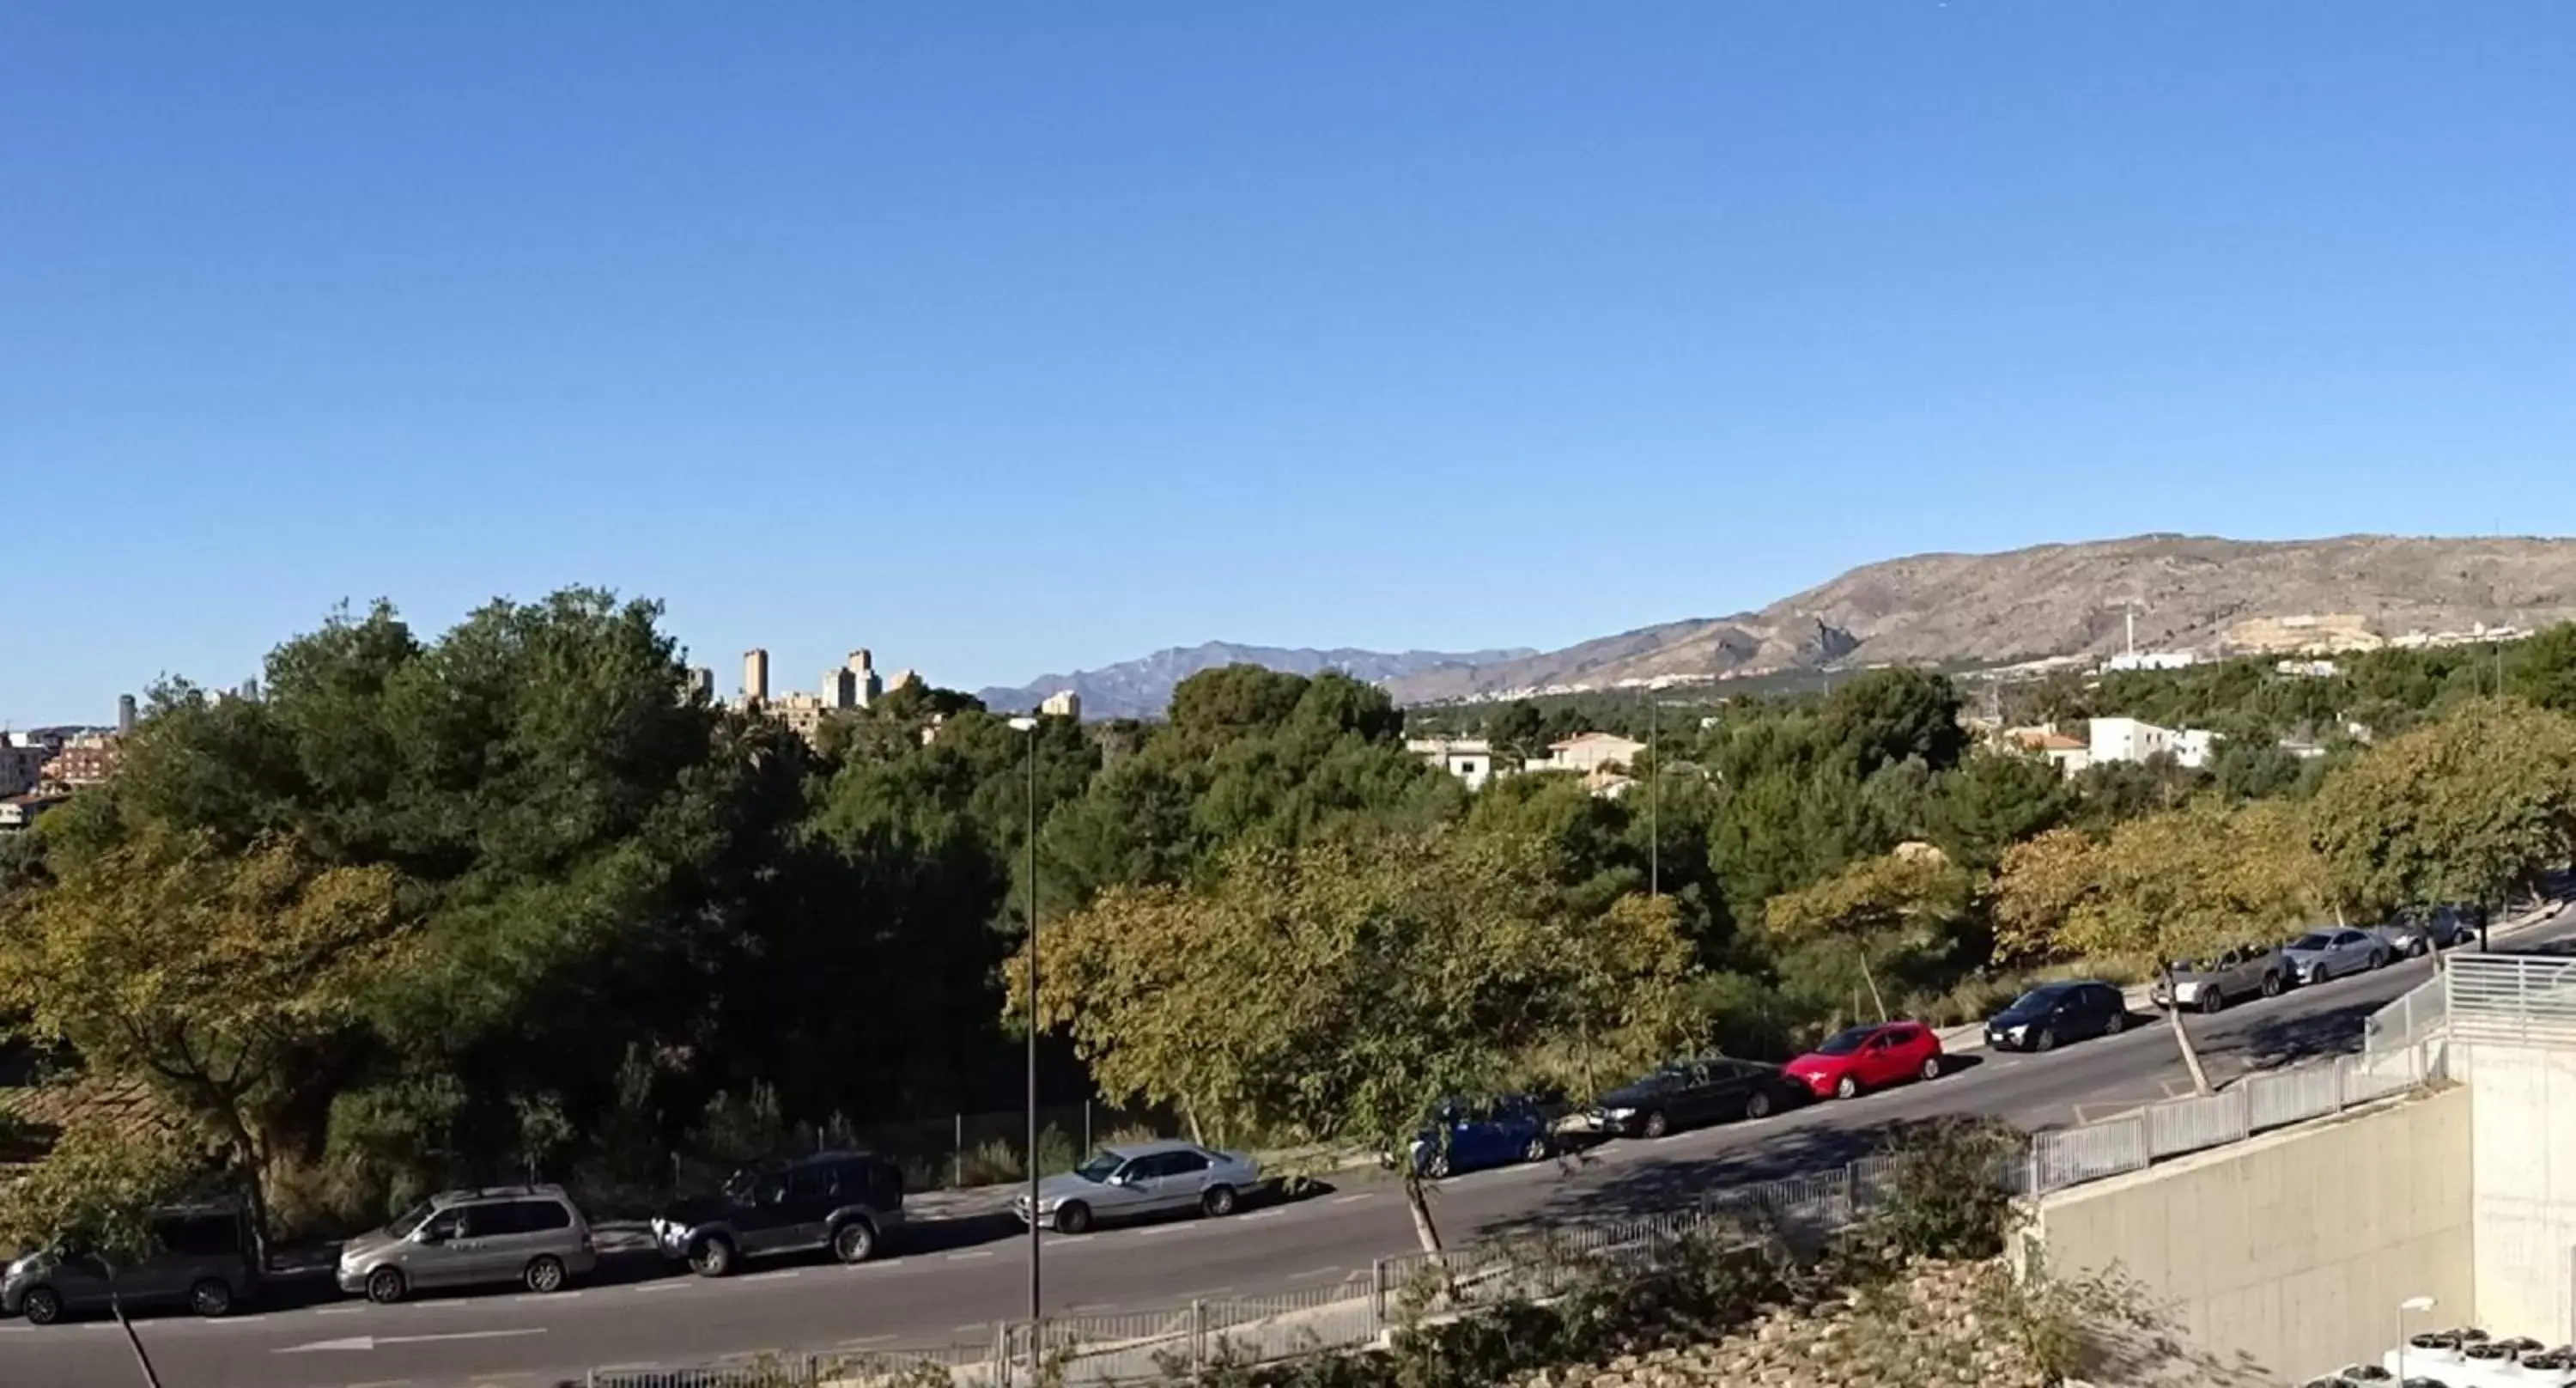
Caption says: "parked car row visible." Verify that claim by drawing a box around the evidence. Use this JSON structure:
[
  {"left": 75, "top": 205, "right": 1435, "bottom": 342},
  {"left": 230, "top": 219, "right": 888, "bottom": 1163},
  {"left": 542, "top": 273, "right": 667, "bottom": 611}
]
[
  {"left": 2149, "top": 902, "right": 2488, "bottom": 1020},
  {"left": 4, "top": 1149, "right": 915, "bottom": 1326}
]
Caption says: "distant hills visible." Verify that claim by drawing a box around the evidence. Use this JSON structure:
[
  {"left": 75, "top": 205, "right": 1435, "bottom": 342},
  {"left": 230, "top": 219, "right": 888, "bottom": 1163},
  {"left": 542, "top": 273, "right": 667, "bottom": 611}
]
[
  {"left": 981, "top": 535, "right": 2576, "bottom": 718},
  {"left": 1386, "top": 533, "right": 2576, "bottom": 703},
  {"left": 975, "top": 642, "right": 1537, "bottom": 721}
]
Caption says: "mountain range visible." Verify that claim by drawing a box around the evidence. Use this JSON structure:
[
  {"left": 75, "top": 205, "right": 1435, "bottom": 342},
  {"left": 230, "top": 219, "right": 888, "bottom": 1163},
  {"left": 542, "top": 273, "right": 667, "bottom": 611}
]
[
  {"left": 983, "top": 534, "right": 2576, "bottom": 716},
  {"left": 975, "top": 642, "right": 1536, "bottom": 721}
]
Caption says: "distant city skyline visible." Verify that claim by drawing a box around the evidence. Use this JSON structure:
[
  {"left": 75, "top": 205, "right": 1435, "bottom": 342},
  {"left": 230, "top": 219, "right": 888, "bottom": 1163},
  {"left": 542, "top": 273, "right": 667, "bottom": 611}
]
[{"left": 9, "top": 5, "right": 2574, "bottom": 725}]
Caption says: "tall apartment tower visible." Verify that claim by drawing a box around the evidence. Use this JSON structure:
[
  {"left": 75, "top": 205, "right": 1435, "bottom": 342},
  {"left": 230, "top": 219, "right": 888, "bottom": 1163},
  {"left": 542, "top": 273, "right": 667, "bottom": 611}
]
[
  {"left": 743, "top": 648, "right": 771, "bottom": 704},
  {"left": 116, "top": 693, "right": 137, "bottom": 736},
  {"left": 685, "top": 667, "right": 716, "bottom": 702},
  {"left": 848, "top": 649, "right": 884, "bottom": 709}
]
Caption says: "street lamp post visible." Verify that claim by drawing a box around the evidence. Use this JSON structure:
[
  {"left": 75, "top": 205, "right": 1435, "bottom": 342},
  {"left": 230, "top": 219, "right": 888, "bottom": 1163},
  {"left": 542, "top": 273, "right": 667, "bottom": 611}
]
[
  {"left": 1009, "top": 715, "right": 1042, "bottom": 1348},
  {"left": 2397, "top": 1294, "right": 2434, "bottom": 1384}
]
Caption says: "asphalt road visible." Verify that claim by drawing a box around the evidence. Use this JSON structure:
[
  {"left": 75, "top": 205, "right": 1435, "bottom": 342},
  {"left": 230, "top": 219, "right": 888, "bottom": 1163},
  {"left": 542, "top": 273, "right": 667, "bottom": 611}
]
[{"left": 12, "top": 911, "right": 2572, "bottom": 1388}]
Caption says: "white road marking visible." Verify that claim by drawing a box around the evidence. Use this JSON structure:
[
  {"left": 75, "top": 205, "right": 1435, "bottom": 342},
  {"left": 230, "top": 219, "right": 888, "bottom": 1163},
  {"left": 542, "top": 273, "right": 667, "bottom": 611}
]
[
  {"left": 1330, "top": 1194, "right": 1373, "bottom": 1205},
  {"left": 739, "top": 1269, "right": 803, "bottom": 1282},
  {"left": 1287, "top": 1266, "right": 1340, "bottom": 1281},
  {"left": 1241, "top": 1208, "right": 1285, "bottom": 1221},
  {"left": 277, "top": 1328, "right": 547, "bottom": 1354},
  {"left": 840, "top": 1335, "right": 896, "bottom": 1348},
  {"left": 634, "top": 1281, "right": 690, "bottom": 1294},
  {"left": 957, "top": 1320, "right": 991, "bottom": 1331},
  {"left": 945, "top": 1250, "right": 995, "bottom": 1261},
  {"left": 317, "top": 1306, "right": 365, "bottom": 1315},
  {"left": 346, "top": 1379, "right": 414, "bottom": 1388},
  {"left": 1136, "top": 1223, "right": 1188, "bottom": 1235}
]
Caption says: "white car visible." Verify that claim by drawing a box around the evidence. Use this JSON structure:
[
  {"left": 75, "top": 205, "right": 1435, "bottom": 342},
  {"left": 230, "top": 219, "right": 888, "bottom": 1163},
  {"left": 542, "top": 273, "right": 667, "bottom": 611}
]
[{"left": 1012, "top": 1141, "right": 1260, "bottom": 1234}]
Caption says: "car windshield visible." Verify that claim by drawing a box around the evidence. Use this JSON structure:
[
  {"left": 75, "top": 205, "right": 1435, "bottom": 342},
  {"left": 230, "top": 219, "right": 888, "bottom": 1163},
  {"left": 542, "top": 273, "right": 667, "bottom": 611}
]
[
  {"left": 2012, "top": 985, "right": 2074, "bottom": 1011},
  {"left": 386, "top": 1202, "right": 434, "bottom": 1239},
  {"left": 2292, "top": 932, "right": 2334, "bottom": 951},
  {"left": 1072, "top": 1152, "right": 1125, "bottom": 1184},
  {"left": 1814, "top": 1026, "right": 1875, "bottom": 1056}
]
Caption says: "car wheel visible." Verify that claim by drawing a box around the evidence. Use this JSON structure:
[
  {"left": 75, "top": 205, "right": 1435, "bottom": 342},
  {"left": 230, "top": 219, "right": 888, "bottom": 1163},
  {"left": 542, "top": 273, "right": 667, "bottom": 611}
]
[
  {"left": 2200, "top": 989, "right": 2225, "bottom": 1015},
  {"left": 2105, "top": 1010, "right": 2127, "bottom": 1035},
  {"left": 1834, "top": 1074, "right": 1860, "bottom": 1100},
  {"left": 524, "top": 1256, "right": 568, "bottom": 1294},
  {"left": 20, "top": 1286, "right": 62, "bottom": 1325},
  {"left": 1919, "top": 1056, "right": 1941, "bottom": 1082},
  {"left": 831, "top": 1219, "right": 878, "bottom": 1264},
  {"left": 687, "top": 1234, "right": 737, "bottom": 1278},
  {"left": 2370, "top": 950, "right": 2390, "bottom": 971},
  {"left": 365, "top": 1266, "right": 407, "bottom": 1305},
  {"left": 188, "top": 1277, "right": 234, "bottom": 1318},
  {"left": 1743, "top": 1090, "right": 1773, "bottom": 1121},
  {"left": 2410, "top": 938, "right": 2429, "bottom": 959},
  {"left": 1639, "top": 1110, "right": 1669, "bottom": 1139},
  {"left": 1423, "top": 1151, "right": 1450, "bottom": 1179},
  {"left": 2261, "top": 971, "right": 2283, "bottom": 998},
  {"left": 1054, "top": 1201, "right": 1093, "bottom": 1236},
  {"left": 2034, "top": 1026, "right": 2058, "bottom": 1053},
  {"left": 1201, "top": 1184, "right": 1238, "bottom": 1218},
  {"left": 1523, "top": 1135, "right": 1554, "bottom": 1161}
]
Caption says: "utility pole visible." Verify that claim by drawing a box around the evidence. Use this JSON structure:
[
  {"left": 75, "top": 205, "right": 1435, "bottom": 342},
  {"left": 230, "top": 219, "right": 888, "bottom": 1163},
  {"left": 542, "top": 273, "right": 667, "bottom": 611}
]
[{"left": 1648, "top": 689, "right": 1660, "bottom": 898}]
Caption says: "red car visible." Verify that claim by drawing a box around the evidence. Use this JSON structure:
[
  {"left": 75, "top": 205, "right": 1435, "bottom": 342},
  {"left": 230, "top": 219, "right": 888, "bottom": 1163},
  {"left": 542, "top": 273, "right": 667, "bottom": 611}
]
[{"left": 1783, "top": 1021, "right": 1944, "bottom": 1100}]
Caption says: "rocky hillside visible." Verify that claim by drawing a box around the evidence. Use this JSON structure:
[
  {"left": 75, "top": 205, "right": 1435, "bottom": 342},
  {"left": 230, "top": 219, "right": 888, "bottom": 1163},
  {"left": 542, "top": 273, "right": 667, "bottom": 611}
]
[
  {"left": 978, "top": 641, "right": 1534, "bottom": 721},
  {"left": 1391, "top": 533, "right": 2576, "bottom": 703}
]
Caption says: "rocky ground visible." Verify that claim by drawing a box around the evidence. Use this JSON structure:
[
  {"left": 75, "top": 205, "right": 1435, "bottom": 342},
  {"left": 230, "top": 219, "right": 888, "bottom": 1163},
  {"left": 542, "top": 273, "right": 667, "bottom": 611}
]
[{"left": 1516, "top": 1257, "right": 2273, "bottom": 1388}]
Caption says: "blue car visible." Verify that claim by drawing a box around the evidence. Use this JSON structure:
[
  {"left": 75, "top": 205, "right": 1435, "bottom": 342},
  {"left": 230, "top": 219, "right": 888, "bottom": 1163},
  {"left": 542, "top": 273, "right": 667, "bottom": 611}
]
[{"left": 1406, "top": 1096, "right": 1555, "bottom": 1178}]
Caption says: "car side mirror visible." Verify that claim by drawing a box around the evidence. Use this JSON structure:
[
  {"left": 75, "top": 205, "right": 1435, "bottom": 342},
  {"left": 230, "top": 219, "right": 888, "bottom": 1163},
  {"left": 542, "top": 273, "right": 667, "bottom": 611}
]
[{"left": 415, "top": 1227, "right": 445, "bottom": 1245}]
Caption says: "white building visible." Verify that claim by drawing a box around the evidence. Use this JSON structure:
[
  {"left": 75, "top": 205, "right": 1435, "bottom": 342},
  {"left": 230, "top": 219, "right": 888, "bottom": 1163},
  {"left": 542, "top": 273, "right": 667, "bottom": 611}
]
[
  {"left": 1538, "top": 732, "right": 1647, "bottom": 776},
  {"left": 1405, "top": 737, "right": 1504, "bottom": 791},
  {"left": 2102, "top": 649, "right": 2202, "bottom": 673},
  {"left": 2089, "top": 716, "right": 2215, "bottom": 770},
  {"left": 2005, "top": 727, "right": 2093, "bottom": 777},
  {"left": 1039, "top": 689, "right": 1081, "bottom": 720}
]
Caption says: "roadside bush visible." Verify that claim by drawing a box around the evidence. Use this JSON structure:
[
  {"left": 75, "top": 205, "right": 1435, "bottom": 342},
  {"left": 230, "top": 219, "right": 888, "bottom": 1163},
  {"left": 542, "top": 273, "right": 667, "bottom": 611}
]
[{"left": 1855, "top": 1116, "right": 2026, "bottom": 1262}]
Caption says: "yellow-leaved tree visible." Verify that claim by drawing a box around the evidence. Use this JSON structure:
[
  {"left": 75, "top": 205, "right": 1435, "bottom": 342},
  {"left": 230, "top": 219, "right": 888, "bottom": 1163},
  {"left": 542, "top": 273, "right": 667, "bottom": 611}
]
[
  {"left": 0, "top": 830, "right": 407, "bottom": 1245},
  {"left": 1995, "top": 800, "right": 2326, "bottom": 1094},
  {"left": 1007, "top": 830, "right": 1699, "bottom": 1254},
  {"left": 1764, "top": 847, "right": 1979, "bottom": 1024}
]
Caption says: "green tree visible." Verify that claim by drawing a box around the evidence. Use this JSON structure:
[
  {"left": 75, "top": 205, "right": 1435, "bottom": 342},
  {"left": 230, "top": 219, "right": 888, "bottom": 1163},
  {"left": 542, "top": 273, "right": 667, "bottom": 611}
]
[
  {"left": 1764, "top": 849, "right": 1977, "bottom": 1023},
  {"left": 1011, "top": 832, "right": 1699, "bottom": 1253},
  {"left": 2507, "top": 625, "right": 2576, "bottom": 716},
  {"left": 1485, "top": 700, "right": 1548, "bottom": 768},
  {"left": 1821, "top": 667, "right": 1970, "bottom": 777}
]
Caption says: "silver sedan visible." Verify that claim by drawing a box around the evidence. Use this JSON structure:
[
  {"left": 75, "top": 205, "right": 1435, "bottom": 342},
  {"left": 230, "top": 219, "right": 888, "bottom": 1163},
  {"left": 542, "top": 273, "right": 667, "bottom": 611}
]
[
  {"left": 1012, "top": 1141, "right": 1261, "bottom": 1234},
  {"left": 2281, "top": 928, "right": 2387, "bottom": 984}
]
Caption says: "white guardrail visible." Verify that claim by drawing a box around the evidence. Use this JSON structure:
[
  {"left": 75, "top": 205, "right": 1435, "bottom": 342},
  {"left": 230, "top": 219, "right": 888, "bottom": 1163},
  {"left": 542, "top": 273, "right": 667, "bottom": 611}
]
[{"left": 592, "top": 1032, "right": 2451, "bottom": 1388}]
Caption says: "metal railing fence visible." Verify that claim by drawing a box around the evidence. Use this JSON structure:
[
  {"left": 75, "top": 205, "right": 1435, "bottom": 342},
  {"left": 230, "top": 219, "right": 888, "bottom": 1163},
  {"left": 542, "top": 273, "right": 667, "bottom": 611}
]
[{"left": 591, "top": 1037, "right": 2451, "bottom": 1387}]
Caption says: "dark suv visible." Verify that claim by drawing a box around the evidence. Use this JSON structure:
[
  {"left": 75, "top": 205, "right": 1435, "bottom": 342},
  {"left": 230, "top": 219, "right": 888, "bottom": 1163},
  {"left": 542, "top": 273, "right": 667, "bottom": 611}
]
[{"left": 651, "top": 1151, "right": 904, "bottom": 1276}]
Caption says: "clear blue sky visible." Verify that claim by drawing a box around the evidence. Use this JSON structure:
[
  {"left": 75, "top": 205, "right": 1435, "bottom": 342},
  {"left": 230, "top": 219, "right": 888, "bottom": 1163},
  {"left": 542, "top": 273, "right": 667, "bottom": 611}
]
[{"left": 7, "top": 4, "right": 2573, "bottom": 725}]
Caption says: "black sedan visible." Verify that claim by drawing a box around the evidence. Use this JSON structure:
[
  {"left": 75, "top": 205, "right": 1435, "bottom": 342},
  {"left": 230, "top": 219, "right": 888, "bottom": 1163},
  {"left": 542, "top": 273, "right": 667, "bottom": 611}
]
[
  {"left": 1578, "top": 1057, "right": 1803, "bottom": 1139},
  {"left": 1984, "top": 981, "right": 2130, "bottom": 1053}
]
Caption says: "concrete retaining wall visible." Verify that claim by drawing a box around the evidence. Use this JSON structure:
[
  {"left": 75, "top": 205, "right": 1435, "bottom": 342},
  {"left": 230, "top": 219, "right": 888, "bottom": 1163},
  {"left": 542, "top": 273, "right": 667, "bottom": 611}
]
[
  {"left": 2464, "top": 1040, "right": 2576, "bottom": 1342},
  {"left": 2030, "top": 1085, "right": 2473, "bottom": 1382}
]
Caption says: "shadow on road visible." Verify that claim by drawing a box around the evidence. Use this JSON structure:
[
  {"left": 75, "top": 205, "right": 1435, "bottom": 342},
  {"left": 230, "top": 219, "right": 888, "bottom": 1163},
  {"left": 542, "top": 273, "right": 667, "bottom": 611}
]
[
  {"left": 2239, "top": 997, "right": 2385, "bottom": 1069},
  {"left": 1470, "top": 1117, "right": 1929, "bottom": 1235}
]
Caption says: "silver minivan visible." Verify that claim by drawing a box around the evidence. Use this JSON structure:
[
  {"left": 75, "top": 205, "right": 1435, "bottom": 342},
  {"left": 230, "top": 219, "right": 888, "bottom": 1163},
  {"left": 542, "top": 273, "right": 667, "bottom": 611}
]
[{"left": 336, "top": 1184, "right": 595, "bottom": 1304}]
